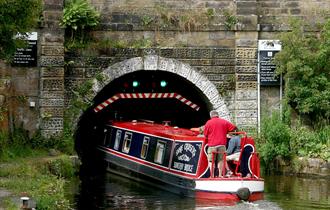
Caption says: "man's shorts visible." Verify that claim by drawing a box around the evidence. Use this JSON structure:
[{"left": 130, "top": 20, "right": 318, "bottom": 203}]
[
  {"left": 207, "top": 145, "right": 226, "bottom": 162},
  {"left": 226, "top": 152, "right": 240, "bottom": 161}
]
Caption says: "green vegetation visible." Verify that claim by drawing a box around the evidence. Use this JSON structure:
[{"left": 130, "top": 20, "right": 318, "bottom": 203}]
[
  {"left": 0, "top": 154, "right": 78, "bottom": 209},
  {"left": 258, "top": 110, "right": 330, "bottom": 171},
  {"left": 275, "top": 18, "right": 330, "bottom": 127},
  {"left": 141, "top": 15, "right": 154, "bottom": 26},
  {"left": 60, "top": 0, "right": 100, "bottom": 51},
  {"left": 153, "top": 6, "right": 238, "bottom": 32},
  {"left": 0, "top": 125, "right": 77, "bottom": 209},
  {"left": 258, "top": 18, "right": 330, "bottom": 171},
  {"left": 223, "top": 10, "right": 238, "bottom": 30},
  {"left": 0, "top": 125, "right": 74, "bottom": 161},
  {"left": 258, "top": 112, "right": 291, "bottom": 165},
  {"left": 0, "top": 0, "right": 42, "bottom": 60},
  {"left": 205, "top": 8, "right": 215, "bottom": 19}
]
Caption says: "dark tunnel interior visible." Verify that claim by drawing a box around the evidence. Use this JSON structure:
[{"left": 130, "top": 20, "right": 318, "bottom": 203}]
[{"left": 93, "top": 70, "right": 211, "bottom": 128}]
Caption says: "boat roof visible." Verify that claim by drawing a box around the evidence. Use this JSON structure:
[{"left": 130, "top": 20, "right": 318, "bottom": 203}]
[{"left": 109, "top": 121, "right": 204, "bottom": 141}]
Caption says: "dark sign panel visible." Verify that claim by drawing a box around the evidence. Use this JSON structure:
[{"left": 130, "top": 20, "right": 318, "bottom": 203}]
[
  {"left": 259, "top": 50, "right": 280, "bottom": 86},
  {"left": 12, "top": 33, "right": 37, "bottom": 67},
  {"left": 170, "top": 142, "right": 202, "bottom": 174}
]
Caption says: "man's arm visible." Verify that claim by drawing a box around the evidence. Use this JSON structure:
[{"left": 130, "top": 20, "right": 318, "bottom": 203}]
[{"left": 226, "top": 120, "right": 237, "bottom": 132}]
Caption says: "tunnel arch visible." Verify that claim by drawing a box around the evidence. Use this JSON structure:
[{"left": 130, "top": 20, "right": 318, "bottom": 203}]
[
  {"left": 75, "top": 55, "right": 232, "bottom": 167},
  {"left": 90, "top": 55, "right": 231, "bottom": 121}
]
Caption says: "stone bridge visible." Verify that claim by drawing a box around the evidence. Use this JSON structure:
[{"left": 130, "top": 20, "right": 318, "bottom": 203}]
[{"left": 0, "top": 0, "right": 328, "bottom": 139}]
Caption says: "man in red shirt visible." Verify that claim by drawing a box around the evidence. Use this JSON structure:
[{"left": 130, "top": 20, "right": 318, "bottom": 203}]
[{"left": 204, "top": 110, "right": 236, "bottom": 177}]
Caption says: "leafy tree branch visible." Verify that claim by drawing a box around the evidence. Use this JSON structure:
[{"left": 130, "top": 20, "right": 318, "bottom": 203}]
[
  {"left": 0, "top": 0, "right": 41, "bottom": 60},
  {"left": 275, "top": 18, "right": 330, "bottom": 126}
]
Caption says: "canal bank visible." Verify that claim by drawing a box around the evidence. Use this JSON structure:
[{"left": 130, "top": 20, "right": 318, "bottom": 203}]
[
  {"left": 273, "top": 157, "right": 330, "bottom": 178},
  {"left": 0, "top": 152, "right": 80, "bottom": 209}
]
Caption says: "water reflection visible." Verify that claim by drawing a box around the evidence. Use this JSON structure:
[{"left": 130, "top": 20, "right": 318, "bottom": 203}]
[
  {"left": 265, "top": 175, "right": 330, "bottom": 210},
  {"left": 71, "top": 173, "right": 330, "bottom": 210}
]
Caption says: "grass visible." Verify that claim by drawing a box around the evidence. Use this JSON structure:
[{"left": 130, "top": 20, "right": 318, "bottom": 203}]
[{"left": 0, "top": 153, "right": 79, "bottom": 210}]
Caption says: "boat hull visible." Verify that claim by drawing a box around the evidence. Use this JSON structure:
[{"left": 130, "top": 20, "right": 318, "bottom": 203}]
[
  {"left": 99, "top": 146, "right": 264, "bottom": 203},
  {"left": 195, "top": 178, "right": 264, "bottom": 201}
]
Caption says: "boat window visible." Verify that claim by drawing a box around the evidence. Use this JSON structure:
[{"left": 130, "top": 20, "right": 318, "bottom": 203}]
[
  {"left": 114, "top": 130, "right": 122, "bottom": 150},
  {"left": 122, "top": 132, "right": 132, "bottom": 153},
  {"left": 140, "top": 136, "right": 150, "bottom": 159},
  {"left": 102, "top": 128, "right": 107, "bottom": 145},
  {"left": 104, "top": 128, "right": 112, "bottom": 147},
  {"left": 154, "top": 141, "right": 166, "bottom": 164}
]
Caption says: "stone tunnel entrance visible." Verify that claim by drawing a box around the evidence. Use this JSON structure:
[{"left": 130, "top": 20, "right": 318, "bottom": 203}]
[{"left": 75, "top": 56, "right": 230, "bottom": 167}]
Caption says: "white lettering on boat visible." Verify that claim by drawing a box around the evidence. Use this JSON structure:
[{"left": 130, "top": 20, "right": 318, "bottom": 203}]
[
  {"left": 173, "top": 162, "right": 194, "bottom": 173},
  {"left": 184, "top": 164, "right": 193, "bottom": 172},
  {"left": 173, "top": 162, "right": 184, "bottom": 170},
  {"left": 184, "top": 143, "right": 196, "bottom": 158},
  {"left": 175, "top": 143, "right": 197, "bottom": 162}
]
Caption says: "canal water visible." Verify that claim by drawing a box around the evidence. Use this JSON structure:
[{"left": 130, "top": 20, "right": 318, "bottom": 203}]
[{"left": 68, "top": 173, "right": 330, "bottom": 210}]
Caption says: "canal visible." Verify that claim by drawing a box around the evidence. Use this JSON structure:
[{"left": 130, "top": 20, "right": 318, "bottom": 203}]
[{"left": 67, "top": 173, "right": 330, "bottom": 210}]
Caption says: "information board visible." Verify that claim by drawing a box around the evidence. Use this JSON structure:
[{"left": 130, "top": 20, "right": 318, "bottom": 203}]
[
  {"left": 12, "top": 32, "right": 37, "bottom": 67},
  {"left": 258, "top": 40, "right": 281, "bottom": 86},
  {"left": 259, "top": 51, "right": 280, "bottom": 85}
]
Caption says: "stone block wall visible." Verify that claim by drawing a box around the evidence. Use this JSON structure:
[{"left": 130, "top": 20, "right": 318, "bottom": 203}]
[
  {"left": 258, "top": 0, "right": 330, "bottom": 41},
  {"left": 39, "top": 0, "right": 65, "bottom": 137},
  {"left": 0, "top": 53, "right": 40, "bottom": 134},
  {"left": 63, "top": 0, "right": 328, "bottom": 134},
  {"left": 1, "top": 0, "right": 329, "bottom": 136},
  {"left": 65, "top": 0, "right": 261, "bottom": 132}
]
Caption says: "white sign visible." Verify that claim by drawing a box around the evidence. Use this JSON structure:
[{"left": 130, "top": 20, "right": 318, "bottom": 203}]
[{"left": 258, "top": 40, "right": 281, "bottom": 51}]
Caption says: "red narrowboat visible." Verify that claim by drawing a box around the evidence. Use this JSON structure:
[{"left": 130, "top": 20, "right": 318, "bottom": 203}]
[{"left": 98, "top": 120, "right": 264, "bottom": 203}]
